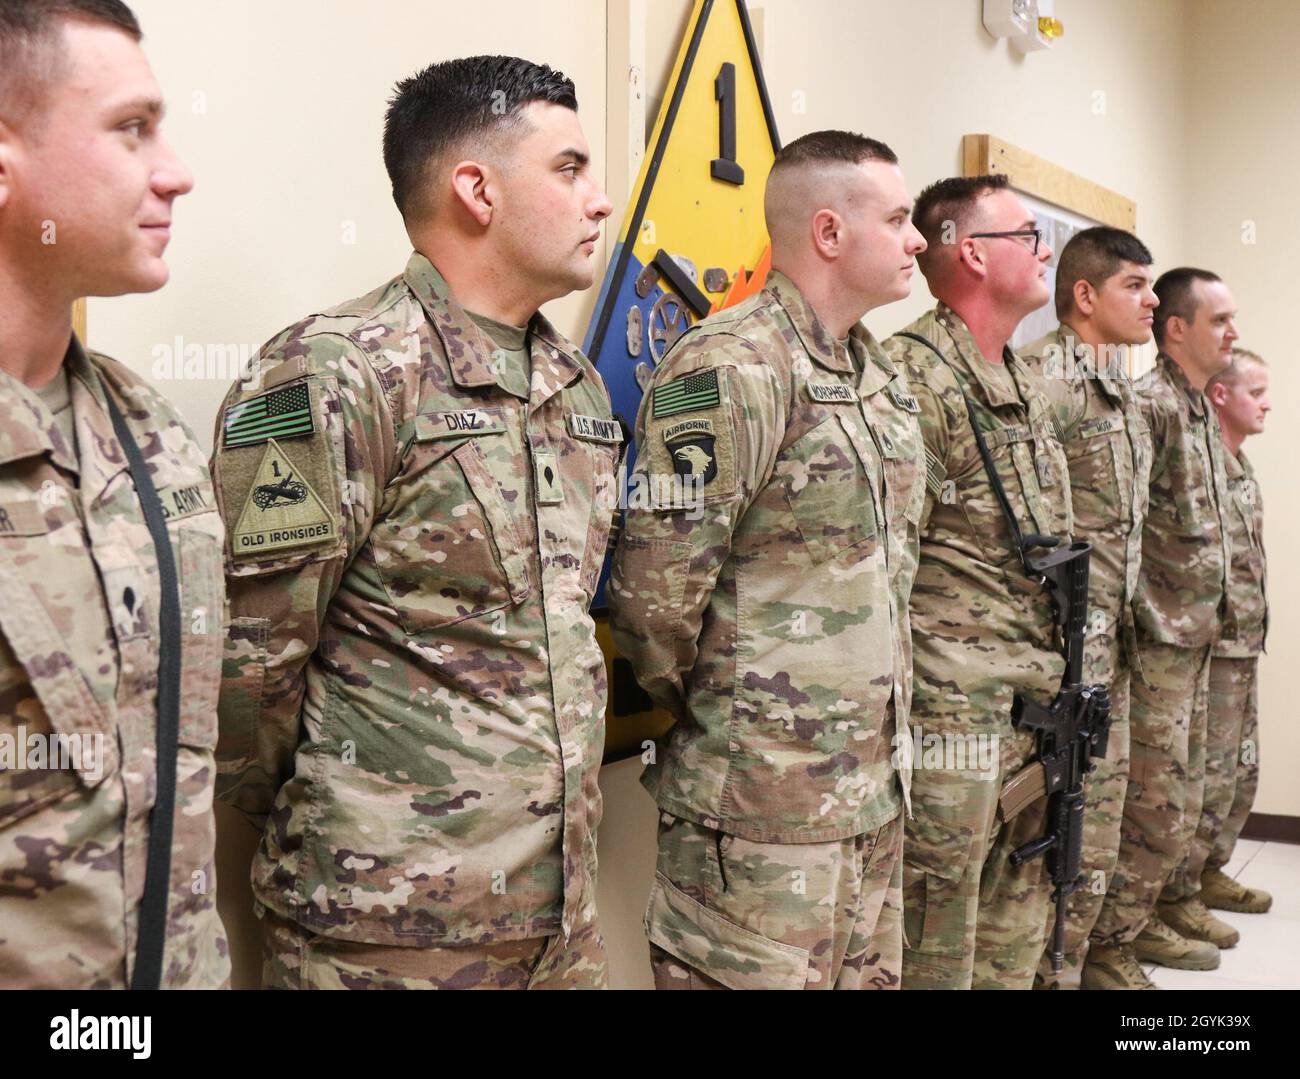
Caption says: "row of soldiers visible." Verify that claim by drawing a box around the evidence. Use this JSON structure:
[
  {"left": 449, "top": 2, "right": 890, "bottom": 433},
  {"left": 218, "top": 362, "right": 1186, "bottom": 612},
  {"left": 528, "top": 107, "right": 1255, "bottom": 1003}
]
[
  {"left": 609, "top": 149, "right": 1270, "bottom": 990},
  {"left": 0, "top": 4, "right": 1268, "bottom": 989}
]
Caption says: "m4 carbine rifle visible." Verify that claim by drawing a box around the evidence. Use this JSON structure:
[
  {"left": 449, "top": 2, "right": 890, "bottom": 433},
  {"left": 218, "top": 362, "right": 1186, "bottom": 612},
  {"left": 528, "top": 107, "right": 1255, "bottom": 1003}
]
[{"left": 999, "top": 536, "right": 1112, "bottom": 975}]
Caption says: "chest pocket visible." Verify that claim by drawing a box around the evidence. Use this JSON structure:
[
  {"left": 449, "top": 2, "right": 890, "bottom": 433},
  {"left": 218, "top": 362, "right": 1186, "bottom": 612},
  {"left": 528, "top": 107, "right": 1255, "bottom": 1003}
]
[
  {"left": 372, "top": 418, "right": 532, "bottom": 635},
  {"left": 875, "top": 406, "right": 925, "bottom": 529},
  {"left": 954, "top": 421, "right": 1047, "bottom": 568},
  {"left": 1172, "top": 419, "right": 1215, "bottom": 527},
  {"left": 171, "top": 515, "right": 225, "bottom": 750},
  {"left": 1065, "top": 413, "right": 1130, "bottom": 532},
  {"left": 580, "top": 439, "right": 622, "bottom": 600},
  {"left": 0, "top": 493, "right": 118, "bottom": 828},
  {"left": 775, "top": 410, "right": 880, "bottom": 567}
]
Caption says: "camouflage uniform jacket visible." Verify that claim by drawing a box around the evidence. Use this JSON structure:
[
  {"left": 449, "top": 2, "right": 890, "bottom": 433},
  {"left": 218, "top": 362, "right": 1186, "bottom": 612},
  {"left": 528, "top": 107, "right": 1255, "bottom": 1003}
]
[
  {"left": 607, "top": 270, "right": 916, "bottom": 843},
  {"left": 0, "top": 338, "right": 229, "bottom": 988},
  {"left": 1213, "top": 447, "right": 1266, "bottom": 657},
  {"left": 884, "top": 305, "right": 1073, "bottom": 725},
  {"left": 1021, "top": 324, "right": 1152, "bottom": 667},
  {"left": 212, "top": 253, "right": 619, "bottom": 946},
  {"left": 1132, "top": 354, "right": 1234, "bottom": 649}
]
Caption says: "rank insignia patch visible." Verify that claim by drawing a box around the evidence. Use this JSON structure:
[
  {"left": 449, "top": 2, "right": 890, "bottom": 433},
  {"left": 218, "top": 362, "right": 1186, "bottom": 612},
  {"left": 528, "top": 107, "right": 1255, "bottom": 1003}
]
[{"left": 223, "top": 382, "right": 314, "bottom": 448}]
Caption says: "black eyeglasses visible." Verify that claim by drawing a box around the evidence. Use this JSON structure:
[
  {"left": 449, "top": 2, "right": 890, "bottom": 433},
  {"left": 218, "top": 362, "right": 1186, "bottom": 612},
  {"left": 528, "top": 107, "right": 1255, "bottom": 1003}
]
[{"left": 967, "top": 229, "right": 1043, "bottom": 255}]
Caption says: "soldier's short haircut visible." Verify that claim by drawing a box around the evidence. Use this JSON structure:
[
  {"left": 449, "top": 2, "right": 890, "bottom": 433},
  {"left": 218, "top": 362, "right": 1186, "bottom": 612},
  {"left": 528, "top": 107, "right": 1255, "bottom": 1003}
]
[
  {"left": 1152, "top": 267, "right": 1222, "bottom": 347},
  {"left": 770, "top": 130, "right": 898, "bottom": 171},
  {"left": 0, "top": 0, "right": 140, "bottom": 122},
  {"left": 1207, "top": 346, "right": 1267, "bottom": 391},
  {"left": 1054, "top": 226, "right": 1154, "bottom": 319},
  {"left": 911, "top": 173, "right": 1010, "bottom": 253},
  {"left": 384, "top": 54, "right": 578, "bottom": 223}
]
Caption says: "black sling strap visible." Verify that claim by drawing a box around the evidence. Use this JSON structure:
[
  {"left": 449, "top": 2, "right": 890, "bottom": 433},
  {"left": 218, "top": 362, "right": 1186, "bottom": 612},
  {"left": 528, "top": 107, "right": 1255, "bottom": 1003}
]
[
  {"left": 895, "top": 331, "right": 1056, "bottom": 577},
  {"left": 102, "top": 384, "right": 181, "bottom": 991}
]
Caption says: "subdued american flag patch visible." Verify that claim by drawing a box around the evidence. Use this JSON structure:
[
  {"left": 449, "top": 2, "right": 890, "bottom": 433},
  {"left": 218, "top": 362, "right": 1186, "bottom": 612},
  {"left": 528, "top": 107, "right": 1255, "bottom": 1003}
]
[
  {"left": 653, "top": 368, "right": 720, "bottom": 419},
  {"left": 924, "top": 446, "right": 947, "bottom": 496},
  {"left": 223, "top": 382, "right": 314, "bottom": 448}
]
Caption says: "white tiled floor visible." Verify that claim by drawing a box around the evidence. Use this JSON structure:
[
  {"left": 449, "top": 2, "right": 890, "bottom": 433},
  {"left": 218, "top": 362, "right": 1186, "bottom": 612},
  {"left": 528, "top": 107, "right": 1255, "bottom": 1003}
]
[{"left": 1146, "top": 840, "right": 1300, "bottom": 990}]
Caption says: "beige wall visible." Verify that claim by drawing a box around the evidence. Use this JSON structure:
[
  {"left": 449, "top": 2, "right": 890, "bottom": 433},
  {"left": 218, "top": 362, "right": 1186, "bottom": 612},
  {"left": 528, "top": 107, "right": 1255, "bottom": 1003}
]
[
  {"left": 80, "top": 1, "right": 1283, "bottom": 990},
  {"left": 1185, "top": 0, "right": 1296, "bottom": 820}
]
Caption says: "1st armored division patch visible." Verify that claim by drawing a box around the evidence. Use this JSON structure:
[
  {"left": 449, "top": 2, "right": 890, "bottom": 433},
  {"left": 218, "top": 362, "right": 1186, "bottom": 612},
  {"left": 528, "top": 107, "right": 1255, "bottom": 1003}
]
[{"left": 231, "top": 438, "right": 337, "bottom": 556}]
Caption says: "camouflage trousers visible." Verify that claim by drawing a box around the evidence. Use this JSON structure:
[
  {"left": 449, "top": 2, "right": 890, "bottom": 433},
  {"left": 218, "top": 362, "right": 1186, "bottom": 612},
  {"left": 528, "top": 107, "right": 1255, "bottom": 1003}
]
[
  {"left": 646, "top": 811, "right": 903, "bottom": 990},
  {"left": 259, "top": 903, "right": 608, "bottom": 989},
  {"left": 902, "top": 724, "right": 1052, "bottom": 990},
  {"left": 1092, "top": 640, "right": 1212, "bottom": 943},
  {"left": 1197, "top": 655, "right": 1261, "bottom": 878},
  {"left": 1035, "top": 628, "right": 1132, "bottom": 987}
]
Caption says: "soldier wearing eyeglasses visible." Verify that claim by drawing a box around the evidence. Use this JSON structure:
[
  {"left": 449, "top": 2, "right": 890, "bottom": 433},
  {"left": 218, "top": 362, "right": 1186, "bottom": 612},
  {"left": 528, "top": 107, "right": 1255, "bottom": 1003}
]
[{"left": 883, "top": 173, "right": 1074, "bottom": 990}]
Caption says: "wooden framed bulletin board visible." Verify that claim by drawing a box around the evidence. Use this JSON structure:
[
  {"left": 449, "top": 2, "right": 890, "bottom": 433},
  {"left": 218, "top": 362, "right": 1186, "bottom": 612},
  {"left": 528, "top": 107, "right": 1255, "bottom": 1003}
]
[{"left": 962, "top": 135, "right": 1142, "bottom": 354}]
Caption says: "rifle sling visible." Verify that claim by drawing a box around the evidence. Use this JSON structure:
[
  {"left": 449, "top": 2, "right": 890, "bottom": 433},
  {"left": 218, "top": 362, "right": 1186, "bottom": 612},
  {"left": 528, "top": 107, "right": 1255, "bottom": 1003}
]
[
  {"left": 894, "top": 331, "right": 1032, "bottom": 574},
  {"left": 102, "top": 381, "right": 182, "bottom": 992}
]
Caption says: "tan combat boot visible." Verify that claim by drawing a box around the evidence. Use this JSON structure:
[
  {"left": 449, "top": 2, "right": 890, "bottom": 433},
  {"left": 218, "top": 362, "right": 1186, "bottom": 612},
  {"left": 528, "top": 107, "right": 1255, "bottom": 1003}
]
[
  {"left": 1201, "top": 867, "right": 1273, "bottom": 913},
  {"left": 1080, "top": 944, "right": 1158, "bottom": 990},
  {"left": 1159, "top": 896, "right": 1240, "bottom": 949},
  {"left": 1134, "top": 914, "right": 1221, "bottom": 970}
]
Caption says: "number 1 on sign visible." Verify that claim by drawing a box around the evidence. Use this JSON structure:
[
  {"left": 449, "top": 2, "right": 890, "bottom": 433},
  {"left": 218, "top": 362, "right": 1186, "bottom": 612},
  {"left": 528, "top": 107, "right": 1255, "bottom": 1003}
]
[{"left": 711, "top": 62, "right": 744, "bottom": 185}]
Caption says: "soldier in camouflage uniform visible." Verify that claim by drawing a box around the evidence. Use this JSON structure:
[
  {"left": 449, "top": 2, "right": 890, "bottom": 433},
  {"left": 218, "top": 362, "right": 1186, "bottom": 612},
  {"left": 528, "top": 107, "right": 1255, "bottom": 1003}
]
[
  {"left": 1198, "top": 348, "right": 1270, "bottom": 914},
  {"left": 1019, "top": 227, "right": 1156, "bottom": 988},
  {"left": 212, "top": 57, "right": 617, "bottom": 990},
  {"left": 0, "top": 2, "right": 229, "bottom": 987},
  {"left": 1087, "top": 268, "right": 1239, "bottom": 987},
  {"left": 884, "top": 174, "right": 1073, "bottom": 991},
  {"left": 608, "top": 132, "right": 926, "bottom": 990}
]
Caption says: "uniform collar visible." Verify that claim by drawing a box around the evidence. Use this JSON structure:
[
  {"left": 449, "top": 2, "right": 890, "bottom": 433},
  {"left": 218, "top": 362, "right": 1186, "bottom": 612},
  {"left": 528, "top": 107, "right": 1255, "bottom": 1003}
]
[
  {"left": 0, "top": 334, "right": 92, "bottom": 471},
  {"left": 1158, "top": 352, "right": 1208, "bottom": 416},
  {"left": 1224, "top": 444, "right": 1249, "bottom": 480},
  {"left": 73, "top": 339, "right": 138, "bottom": 504},
  {"left": 933, "top": 303, "right": 1024, "bottom": 408},
  {"left": 848, "top": 322, "right": 899, "bottom": 396},
  {"left": 763, "top": 269, "right": 856, "bottom": 375},
  {"left": 1055, "top": 321, "right": 1128, "bottom": 400},
  {"left": 403, "top": 250, "right": 585, "bottom": 403}
]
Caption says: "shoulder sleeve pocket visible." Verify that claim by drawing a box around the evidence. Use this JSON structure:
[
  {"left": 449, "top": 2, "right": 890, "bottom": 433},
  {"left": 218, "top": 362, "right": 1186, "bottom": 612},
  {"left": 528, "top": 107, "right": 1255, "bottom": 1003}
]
[{"left": 214, "top": 378, "right": 346, "bottom": 576}]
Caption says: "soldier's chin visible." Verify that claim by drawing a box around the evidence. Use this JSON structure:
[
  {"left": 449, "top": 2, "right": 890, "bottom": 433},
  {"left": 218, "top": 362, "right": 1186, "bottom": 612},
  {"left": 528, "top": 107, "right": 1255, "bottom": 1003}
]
[
  {"left": 569, "top": 260, "right": 596, "bottom": 291},
  {"left": 84, "top": 259, "right": 170, "bottom": 298},
  {"left": 117, "top": 256, "right": 172, "bottom": 296}
]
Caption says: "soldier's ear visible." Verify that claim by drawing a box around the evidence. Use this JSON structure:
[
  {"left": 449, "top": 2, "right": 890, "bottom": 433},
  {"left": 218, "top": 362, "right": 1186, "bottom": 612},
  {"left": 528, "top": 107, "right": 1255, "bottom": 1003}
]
[
  {"left": 449, "top": 159, "right": 494, "bottom": 227},
  {"left": 1072, "top": 278, "right": 1095, "bottom": 317},
  {"left": 957, "top": 236, "right": 987, "bottom": 278},
  {"left": 0, "top": 119, "right": 15, "bottom": 212},
  {"left": 1163, "top": 313, "right": 1187, "bottom": 346},
  {"left": 1206, "top": 380, "right": 1229, "bottom": 409},
  {"left": 810, "top": 207, "right": 842, "bottom": 259}
]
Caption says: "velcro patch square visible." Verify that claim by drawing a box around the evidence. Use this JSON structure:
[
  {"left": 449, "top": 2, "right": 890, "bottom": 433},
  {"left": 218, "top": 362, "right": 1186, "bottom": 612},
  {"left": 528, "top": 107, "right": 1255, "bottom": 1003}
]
[
  {"left": 223, "top": 382, "right": 314, "bottom": 448},
  {"left": 653, "top": 369, "right": 719, "bottom": 418}
]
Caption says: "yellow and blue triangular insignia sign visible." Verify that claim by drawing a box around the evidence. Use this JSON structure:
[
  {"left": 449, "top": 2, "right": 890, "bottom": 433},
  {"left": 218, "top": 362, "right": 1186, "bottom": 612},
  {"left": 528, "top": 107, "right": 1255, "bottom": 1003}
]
[
  {"left": 583, "top": 0, "right": 780, "bottom": 438},
  {"left": 585, "top": 0, "right": 780, "bottom": 759}
]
